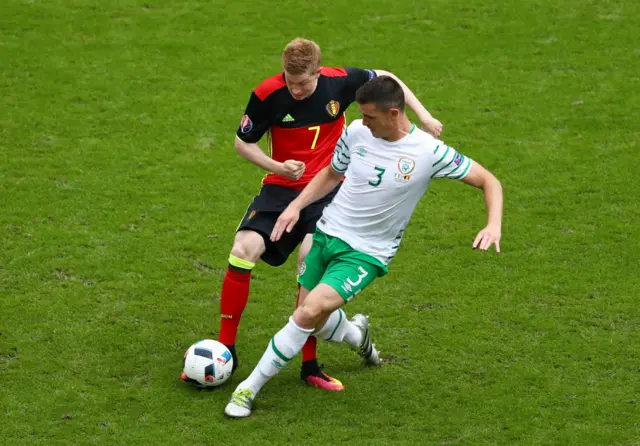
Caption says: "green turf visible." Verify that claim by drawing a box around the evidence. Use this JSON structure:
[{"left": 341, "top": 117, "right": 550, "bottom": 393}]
[{"left": 1, "top": 0, "right": 639, "bottom": 444}]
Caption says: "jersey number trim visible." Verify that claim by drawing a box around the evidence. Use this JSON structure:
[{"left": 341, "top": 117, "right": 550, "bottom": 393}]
[
  {"left": 369, "top": 166, "right": 386, "bottom": 187},
  {"left": 308, "top": 126, "right": 321, "bottom": 150}
]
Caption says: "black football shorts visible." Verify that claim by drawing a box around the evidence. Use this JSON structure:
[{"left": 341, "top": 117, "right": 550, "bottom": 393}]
[{"left": 236, "top": 183, "right": 340, "bottom": 266}]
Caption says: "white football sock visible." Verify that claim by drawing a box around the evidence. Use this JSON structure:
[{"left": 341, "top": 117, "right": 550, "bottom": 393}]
[
  {"left": 314, "top": 309, "right": 362, "bottom": 348},
  {"left": 237, "top": 317, "right": 313, "bottom": 396}
]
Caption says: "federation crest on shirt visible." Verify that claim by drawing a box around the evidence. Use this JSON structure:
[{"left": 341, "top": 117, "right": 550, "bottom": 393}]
[
  {"left": 395, "top": 157, "right": 416, "bottom": 183},
  {"left": 397, "top": 158, "right": 416, "bottom": 175},
  {"left": 326, "top": 100, "right": 340, "bottom": 118}
]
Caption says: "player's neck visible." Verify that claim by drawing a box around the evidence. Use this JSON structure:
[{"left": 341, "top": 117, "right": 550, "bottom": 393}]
[{"left": 384, "top": 116, "right": 413, "bottom": 142}]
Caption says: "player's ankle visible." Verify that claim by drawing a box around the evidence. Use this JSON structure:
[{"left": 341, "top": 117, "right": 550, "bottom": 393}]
[
  {"left": 225, "top": 344, "right": 238, "bottom": 373},
  {"left": 300, "top": 359, "right": 320, "bottom": 377}
]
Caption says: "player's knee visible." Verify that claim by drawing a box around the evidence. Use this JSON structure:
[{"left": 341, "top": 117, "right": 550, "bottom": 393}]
[
  {"left": 293, "top": 300, "right": 326, "bottom": 329},
  {"left": 230, "top": 243, "right": 258, "bottom": 263},
  {"left": 230, "top": 237, "right": 263, "bottom": 263}
]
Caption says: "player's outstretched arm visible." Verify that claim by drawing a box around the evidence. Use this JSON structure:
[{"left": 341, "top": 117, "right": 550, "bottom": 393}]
[
  {"left": 374, "top": 70, "right": 443, "bottom": 138},
  {"left": 460, "top": 162, "right": 503, "bottom": 252},
  {"left": 271, "top": 165, "right": 344, "bottom": 242},
  {"left": 234, "top": 136, "right": 305, "bottom": 181}
]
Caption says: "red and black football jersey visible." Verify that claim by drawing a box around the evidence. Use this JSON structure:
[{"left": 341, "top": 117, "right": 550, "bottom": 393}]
[{"left": 236, "top": 67, "right": 376, "bottom": 189}]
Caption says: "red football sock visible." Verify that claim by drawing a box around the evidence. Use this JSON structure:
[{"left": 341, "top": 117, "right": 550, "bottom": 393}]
[
  {"left": 218, "top": 268, "right": 251, "bottom": 346},
  {"left": 301, "top": 336, "right": 317, "bottom": 362},
  {"left": 297, "top": 287, "right": 318, "bottom": 362}
]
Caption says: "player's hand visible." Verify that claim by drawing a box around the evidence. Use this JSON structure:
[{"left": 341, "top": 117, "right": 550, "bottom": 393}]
[
  {"left": 271, "top": 205, "right": 300, "bottom": 242},
  {"left": 421, "top": 118, "right": 443, "bottom": 138},
  {"left": 271, "top": 205, "right": 301, "bottom": 242},
  {"left": 279, "top": 160, "right": 306, "bottom": 181},
  {"left": 472, "top": 225, "right": 501, "bottom": 253}
]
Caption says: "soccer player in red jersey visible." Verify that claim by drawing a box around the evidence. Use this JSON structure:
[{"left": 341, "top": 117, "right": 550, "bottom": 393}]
[{"left": 215, "top": 38, "right": 442, "bottom": 390}]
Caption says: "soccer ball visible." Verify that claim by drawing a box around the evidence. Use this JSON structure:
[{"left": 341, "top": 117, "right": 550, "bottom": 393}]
[{"left": 182, "top": 339, "right": 233, "bottom": 387}]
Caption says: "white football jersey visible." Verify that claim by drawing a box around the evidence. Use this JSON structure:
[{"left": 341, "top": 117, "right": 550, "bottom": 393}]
[{"left": 317, "top": 119, "right": 473, "bottom": 266}]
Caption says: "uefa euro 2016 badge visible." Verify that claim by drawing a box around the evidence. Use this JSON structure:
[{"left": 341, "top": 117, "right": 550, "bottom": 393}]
[{"left": 240, "top": 114, "right": 253, "bottom": 133}]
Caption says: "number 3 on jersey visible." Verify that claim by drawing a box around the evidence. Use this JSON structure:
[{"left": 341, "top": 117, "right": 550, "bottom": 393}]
[
  {"left": 308, "top": 126, "right": 320, "bottom": 150},
  {"left": 369, "top": 166, "right": 385, "bottom": 187}
]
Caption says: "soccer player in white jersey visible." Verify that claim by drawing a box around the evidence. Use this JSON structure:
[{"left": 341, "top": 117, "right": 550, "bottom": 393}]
[{"left": 224, "top": 76, "right": 503, "bottom": 418}]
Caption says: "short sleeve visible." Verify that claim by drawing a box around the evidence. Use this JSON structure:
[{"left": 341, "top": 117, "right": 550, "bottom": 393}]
[
  {"left": 331, "top": 127, "right": 351, "bottom": 173},
  {"left": 430, "top": 144, "right": 473, "bottom": 180},
  {"left": 236, "top": 92, "right": 271, "bottom": 143},
  {"left": 343, "top": 67, "right": 377, "bottom": 102}
]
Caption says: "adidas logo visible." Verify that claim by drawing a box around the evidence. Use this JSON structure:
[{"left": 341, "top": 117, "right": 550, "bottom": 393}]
[{"left": 282, "top": 114, "right": 295, "bottom": 123}]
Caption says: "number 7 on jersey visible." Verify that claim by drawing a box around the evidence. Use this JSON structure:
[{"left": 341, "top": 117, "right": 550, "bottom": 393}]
[{"left": 308, "top": 126, "right": 320, "bottom": 150}]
